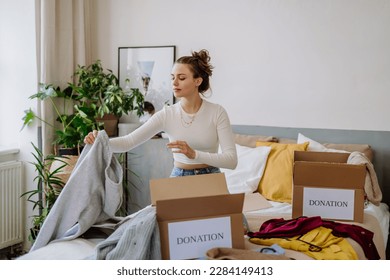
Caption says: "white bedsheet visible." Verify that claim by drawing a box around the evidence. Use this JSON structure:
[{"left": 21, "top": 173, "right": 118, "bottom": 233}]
[{"left": 17, "top": 238, "right": 104, "bottom": 260}]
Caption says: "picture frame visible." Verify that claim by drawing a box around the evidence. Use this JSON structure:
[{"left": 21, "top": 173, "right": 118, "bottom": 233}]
[{"left": 118, "top": 46, "right": 176, "bottom": 114}]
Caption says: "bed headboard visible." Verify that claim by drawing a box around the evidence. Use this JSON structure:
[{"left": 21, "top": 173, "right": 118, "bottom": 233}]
[{"left": 231, "top": 125, "right": 390, "bottom": 208}]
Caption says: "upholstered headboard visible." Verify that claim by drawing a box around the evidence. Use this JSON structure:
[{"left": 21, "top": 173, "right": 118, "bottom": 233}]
[{"left": 231, "top": 125, "right": 390, "bottom": 208}]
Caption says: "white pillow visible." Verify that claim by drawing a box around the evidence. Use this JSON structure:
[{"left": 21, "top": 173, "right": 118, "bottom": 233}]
[
  {"left": 221, "top": 144, "right": 271, "bottom": 194},
  {"left": 297, "top": 133, "right": 349, "bottom": 153}
]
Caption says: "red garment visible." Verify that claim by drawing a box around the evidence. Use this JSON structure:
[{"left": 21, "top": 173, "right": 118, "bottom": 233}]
[
  {"left": 247, "top": 216, "right": 379, "bottom": 260},
  {"left": 250, "top": 216, "right": 323, "bottom": 238}
]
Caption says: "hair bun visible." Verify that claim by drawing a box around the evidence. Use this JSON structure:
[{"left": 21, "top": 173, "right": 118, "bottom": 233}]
[
  {"left": 192, "top": 49, "right": 211, "bottom": 63},
  {"left": 192, "top": 49, "right": 213, "bottom": 77},
  {"left": 176, "top": 49, "right": 214, "bottom": 94}
]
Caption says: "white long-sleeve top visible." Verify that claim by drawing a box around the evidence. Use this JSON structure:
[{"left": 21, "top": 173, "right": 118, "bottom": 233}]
[{"left": 110, "top": 99, "right": 238, "bottom": 169}]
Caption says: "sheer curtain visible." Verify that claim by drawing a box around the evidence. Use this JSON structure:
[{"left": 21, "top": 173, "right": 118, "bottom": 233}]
[{"left": 35, "top": 0, "right": 92, "bottom": 155}]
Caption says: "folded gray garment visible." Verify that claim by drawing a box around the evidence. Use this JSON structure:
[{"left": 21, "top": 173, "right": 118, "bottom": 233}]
[
  {"left": 31, "top": 130, "right": 123, "bottom": 251},
  {"left": 90, "top": 205, "right": 161, "bottom": 260}
]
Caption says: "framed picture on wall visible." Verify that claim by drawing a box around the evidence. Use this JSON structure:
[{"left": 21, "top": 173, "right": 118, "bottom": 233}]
[{"left": 118, "top": 46, "right": 176, "bottom": 114}]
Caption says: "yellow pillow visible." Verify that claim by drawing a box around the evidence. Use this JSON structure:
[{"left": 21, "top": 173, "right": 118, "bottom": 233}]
[{"left": 256, "top": 141, "right": 309, "bottom": 203}]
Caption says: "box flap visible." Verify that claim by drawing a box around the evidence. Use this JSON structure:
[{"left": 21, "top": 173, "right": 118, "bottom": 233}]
[
  {"left": 156, "top": 193, "right": 244, "bottom": 221},
  {"left": 150, "top": 173, "right": 229, "bottom": 205},
  {"left": 243, "top": 192, "right": 272, "bottom": 212},
  {"left": 294, "top": 150, "right": 350, "bottom": 163},
  {"left": 293, "top": 161, "right": 366, "bottom": 189}
]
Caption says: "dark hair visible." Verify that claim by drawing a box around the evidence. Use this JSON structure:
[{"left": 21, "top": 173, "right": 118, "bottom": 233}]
[
  {"left": 143, "top": 101, "right": 155, "bottom": 114},
  {"left": 176, "top": 49, "right": 214, "bottom": 94}
]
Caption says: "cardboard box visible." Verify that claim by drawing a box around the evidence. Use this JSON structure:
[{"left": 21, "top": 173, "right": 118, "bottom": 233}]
[
  {"left": 150, "top": 173, "right": 229, "bottom": 205},
  {"left": 150, "top": 173, "right": 245, "bottom": 260},
  {"left": 156, "top": 193, "right": 245, "bottom": 260},
  {"left": 150, "top": 173, "right": 271, "bottom": 212},
  {"left": 292, "top": 151, "right": 366, "bottom": 222}
]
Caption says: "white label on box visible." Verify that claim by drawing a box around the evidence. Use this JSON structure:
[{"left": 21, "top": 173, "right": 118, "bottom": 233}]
[
  {"left": 303, "top": 187, "right": 355, "bottom": 220},
  {"left": 168, "top": 216, "right": 232, "bottom": 260}
]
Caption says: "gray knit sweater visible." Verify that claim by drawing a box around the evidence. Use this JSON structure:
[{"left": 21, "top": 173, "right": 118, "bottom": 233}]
[
  {"left": 31, "top": 130, "right": 123, "bottom": 251},
  {"left": 91, "top": 205, "right": 161, "bottom": 260}
]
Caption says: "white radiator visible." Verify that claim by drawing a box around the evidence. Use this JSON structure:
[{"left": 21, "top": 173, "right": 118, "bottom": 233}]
[{"left": 0, "top": 161, "right": 23, "bottom": 250}]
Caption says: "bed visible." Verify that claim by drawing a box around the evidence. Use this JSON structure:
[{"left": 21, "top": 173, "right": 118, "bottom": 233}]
[{"left": 17, "top": 126, "right": 390, "bottom": 260}]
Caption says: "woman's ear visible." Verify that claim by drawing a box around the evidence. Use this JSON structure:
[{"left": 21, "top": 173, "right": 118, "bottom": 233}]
[{"left": 195, "top": 77, "right": 203, "bottom": 86}]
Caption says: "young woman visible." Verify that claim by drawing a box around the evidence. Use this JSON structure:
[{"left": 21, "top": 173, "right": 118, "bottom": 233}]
[{"left": 84, "top": 49, "right": 237, "bottom": 176}]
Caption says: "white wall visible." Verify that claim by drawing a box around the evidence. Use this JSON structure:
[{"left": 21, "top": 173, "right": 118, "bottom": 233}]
[
  {"left": 93, "top": 0, "right": 390, "bottom": 132},
  {"left": 0, "top": 0, "right": 38, "bottom": 250}
]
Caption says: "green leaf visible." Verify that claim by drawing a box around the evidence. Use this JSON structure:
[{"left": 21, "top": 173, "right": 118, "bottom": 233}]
[
  {"left": 21, "top": 108, "right": 36, "bottom": 130},
  {"left": 74, "top": 106, "right": 88, "bottom": 118}
]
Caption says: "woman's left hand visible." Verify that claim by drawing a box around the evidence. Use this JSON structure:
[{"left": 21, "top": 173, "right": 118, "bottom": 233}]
[{"left": 167, "top": 140, "right": 196, "bottom": 159}]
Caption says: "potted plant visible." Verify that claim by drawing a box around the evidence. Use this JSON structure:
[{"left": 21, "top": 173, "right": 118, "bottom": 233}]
[
  {"left": 21, "top": 83, "right": 91, "bottom": 155},
  {"left": 70, "top": 60, "right": 145, "bottom": 137},
  {"left": 21, "top": 143, "right": 69, "bottom": 243}
]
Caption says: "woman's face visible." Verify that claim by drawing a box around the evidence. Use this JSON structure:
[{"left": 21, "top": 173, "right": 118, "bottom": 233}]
[{"left": 171, "top": 63, "right": 201, "bottom": 99}]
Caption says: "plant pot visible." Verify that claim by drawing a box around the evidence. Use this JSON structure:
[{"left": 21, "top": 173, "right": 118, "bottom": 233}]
[
  {"left": 97, "top": 114, "right": 120, "bottom": 137},
  {"left": 49, "top": 155, "right": 80, "bottom": 188},
  {"left": 57, "top": 146, "right": 83, "bottom": 156}
]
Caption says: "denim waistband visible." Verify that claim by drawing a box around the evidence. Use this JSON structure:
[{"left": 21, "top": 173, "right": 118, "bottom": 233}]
[{"left": 170, "top": 166, "right": 221, "bottom": 177}]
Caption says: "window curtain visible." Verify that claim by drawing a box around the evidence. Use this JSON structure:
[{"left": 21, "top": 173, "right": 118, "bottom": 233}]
[{"left": 35, "top": 0, "right": 92, "bottom": 155}]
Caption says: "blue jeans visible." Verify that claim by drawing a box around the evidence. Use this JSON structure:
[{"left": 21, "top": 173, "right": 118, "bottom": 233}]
[{"left": 170, "top": 166, "right": 221, "bottom": 177}]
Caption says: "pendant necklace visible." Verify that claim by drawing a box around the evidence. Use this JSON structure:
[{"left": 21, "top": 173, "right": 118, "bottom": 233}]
[
  {"left": 179, "top": 100, "right": 202, "bottom": 127},
  {"left": 180, "top": 108, "right": 196, "bottom": 127}
]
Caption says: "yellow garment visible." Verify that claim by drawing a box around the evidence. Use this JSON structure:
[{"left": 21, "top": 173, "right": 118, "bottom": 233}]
[{"left": 249, "top": 226, "right": 358, "bottom": 260}]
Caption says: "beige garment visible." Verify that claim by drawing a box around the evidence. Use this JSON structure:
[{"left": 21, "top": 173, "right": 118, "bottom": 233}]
[
  {"left": 206, "top": 247, "right": 291, "bottom": 260},
  {"left": 347, "top": 151, "right": 382, "bottom": 206}
]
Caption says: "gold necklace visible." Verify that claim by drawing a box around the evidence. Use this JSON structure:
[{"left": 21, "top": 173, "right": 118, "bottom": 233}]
[
  {"left": 179, "top": 100, "right": 202, "bottom": 127},
  {"left": 180, "top": 107, "right": 196, "bottom": 127}
]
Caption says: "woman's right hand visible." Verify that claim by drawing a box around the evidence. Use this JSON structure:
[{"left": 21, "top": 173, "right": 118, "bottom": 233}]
[{"left": 84, "top": 130, "right": 98, "bottom": 145}]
